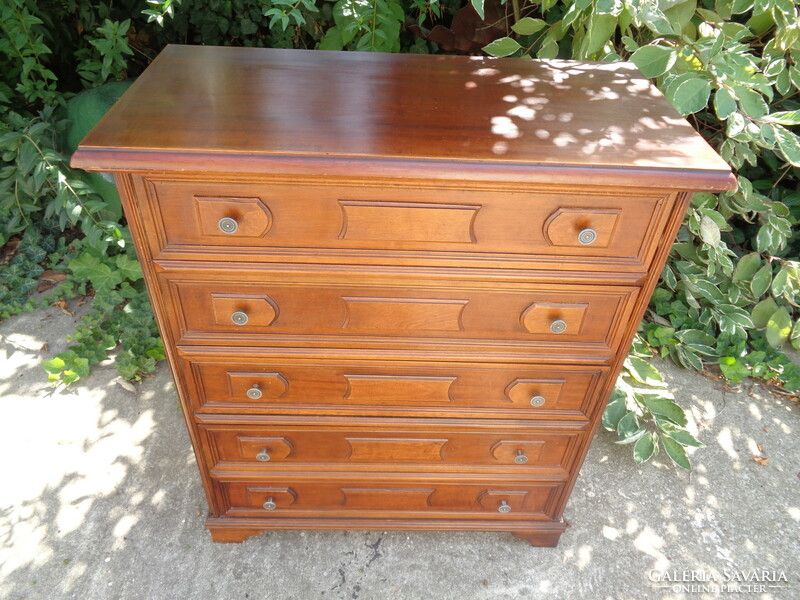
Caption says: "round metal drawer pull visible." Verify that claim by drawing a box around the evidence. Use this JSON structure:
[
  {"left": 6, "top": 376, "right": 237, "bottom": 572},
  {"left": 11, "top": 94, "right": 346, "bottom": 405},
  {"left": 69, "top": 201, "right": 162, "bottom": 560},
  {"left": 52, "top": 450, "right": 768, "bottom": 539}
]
[
  {"left": 218, "top": 216, "right": 239, "bottom": 234},
  {"left": 498, "top": 500, "right": 511, "bottom": 514},
  {"left": 263, "top": 497, "right": 277, "bottom": 511},
  {"left": 247, "top": 384, "right": 263, "bottom": 400},
  {"left": 550, "top": 319, "right": 567, "bottom": 334},
  {"left": 530, "top": 395, "right": 545, "bottom": 407},
  {"left": 256, "top": 448, "right": 271, "bottom": 462},
  {"left": 231, "top": 310, "right": 249, "bottom": 326},
  {"left": 578, "top": 228, "right": 597, "bottom": 245},
  {"left": 514, "top": 450, "right": 528, "bottom": 465}
]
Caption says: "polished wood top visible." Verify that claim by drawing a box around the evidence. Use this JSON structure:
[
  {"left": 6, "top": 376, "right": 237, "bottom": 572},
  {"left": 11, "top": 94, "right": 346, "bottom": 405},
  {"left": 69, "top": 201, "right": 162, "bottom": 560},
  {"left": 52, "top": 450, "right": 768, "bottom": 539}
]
[{"left": 72, "top": 45, "right": 734, "bottom": 190}]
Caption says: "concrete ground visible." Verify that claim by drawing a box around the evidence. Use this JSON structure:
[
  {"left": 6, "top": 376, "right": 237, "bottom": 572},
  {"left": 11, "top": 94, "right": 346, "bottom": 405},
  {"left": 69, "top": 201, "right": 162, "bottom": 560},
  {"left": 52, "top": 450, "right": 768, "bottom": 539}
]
[{"left": 0, "top": 303, "right": 798, "bottom": 600}]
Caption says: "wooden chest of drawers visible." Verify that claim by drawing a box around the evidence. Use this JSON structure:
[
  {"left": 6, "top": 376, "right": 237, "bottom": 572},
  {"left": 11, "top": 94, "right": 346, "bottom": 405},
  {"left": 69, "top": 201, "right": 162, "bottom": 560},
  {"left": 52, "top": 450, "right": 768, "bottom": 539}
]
[{"left": 72, "top": 45, "right": 733, "bottom": 545}]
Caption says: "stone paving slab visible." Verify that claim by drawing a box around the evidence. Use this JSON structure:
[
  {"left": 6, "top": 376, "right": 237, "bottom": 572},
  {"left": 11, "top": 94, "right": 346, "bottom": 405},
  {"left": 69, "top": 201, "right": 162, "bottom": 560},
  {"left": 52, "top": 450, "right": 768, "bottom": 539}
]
[{"left": 1, "top": 305, "right": 798, "bottom": 600}]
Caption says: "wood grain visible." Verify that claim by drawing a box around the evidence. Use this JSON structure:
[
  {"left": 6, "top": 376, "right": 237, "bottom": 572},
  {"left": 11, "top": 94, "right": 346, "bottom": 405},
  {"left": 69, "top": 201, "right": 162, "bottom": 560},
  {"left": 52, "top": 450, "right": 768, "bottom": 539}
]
[
  {"left": 72, "top": 48, "right": 734, "bottom": 546},
  {"left": 181, "top": 352, "right": 607, "bottom": 420},
  {"left": 71, "top": 46, "right": 735, "bottom": 190},
  {"left": 200, "top": 418, "right": 583, "bottom": 472}
]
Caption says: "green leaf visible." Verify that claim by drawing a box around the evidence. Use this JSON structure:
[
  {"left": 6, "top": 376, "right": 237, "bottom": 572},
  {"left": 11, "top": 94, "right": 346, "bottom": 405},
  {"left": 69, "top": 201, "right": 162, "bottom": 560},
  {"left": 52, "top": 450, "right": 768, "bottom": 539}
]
[
  {"left": 602, "top": 389, "right": 628, "bottom": 431},
  {"left": 42, "top": 356, "right": 65, "bottom": 374},
  {"left": 765, "top": 110, "right": 800, "bottom": 126},
  {"left": 643, "top": 396, "right": 688, "bottom": 426},
  {"left": 630, "top": 45, "right": 678, "bottom": 78},
  {"left": 766, "top": 306, "right": 792, "bottom": 347},
  {"left": 750, "top": 264, "right": 772, "bottom": 298},
  {"left": 642, "top": 2, "right": 675, "bottom": 34},
  {"left": 675, "top": 328, "right": 717, "bottom": 349},
  {"left": 617, "top": 411, "right": 642, "bottom": 442},
  {"left": 772, "top": 267, "right": 789, "bottom": 296},
  {"left": 663, "top": 429, "right": 704, "bottom": 448},
  {"left": 71, "top": 356, "right": 90, "bottom": 377},
  {"left": 511, "top": 17, "right": 547, "bottom": 35},
  {"left": 713, "top": 88, "right": 737, "bottom": 120},
  {"left": 669, "top": 77, "right": 712, "bottom": 115},
  {"left": 596, "top": 0, "right": 624, "bottom": 15},
  {"left": 734, "top": 86, "right": 768, "bottom": 118},
  {"left": 115, "top": 254, "right": 143, "bottom": 281},
  {"left": 537, "top": 37, "right": 559, "bottom": 59},
  {"left": 483, "top": 37, "right": 522, "bottom": 58},
  {"left": 319, "top": 28, "right": 344, "bottom": 51},
  {"left": 774, "top": 125, "right": 800, "bottom": 167},
  {"left": 719, "top": 356, "right": 750, "bottom": 381},
  {"left": 662, "top": 435, "right": 691, "bottom": 470},
  {"left": 699, "top": 215, "right": 721, "bottom": 246},
  {"left": 585, "top": 14, "right": 617, "bottom": 55},
  {"left": 752, "top": 297, "right": 779, "bottom": 328},
  {"left": 633, "top": 432, "right": 658, "bottom": 464},
  {"left": 68, "top": 251, "right": 103, "bottom": 281},
  {"left": 89, "top": 263, "right": 123, "bottom": 291},
  {"left": 731, "top": 0, "right": 755, "bottom": 13},
  {"left": 732, "top": 252, "right": 762, "bottom": 284},
  {"left": 625, "top": 356, "right": 666, "bottom": 387},
  {"left": 471, "top": 0, "right": 485, "bottom": 20}
]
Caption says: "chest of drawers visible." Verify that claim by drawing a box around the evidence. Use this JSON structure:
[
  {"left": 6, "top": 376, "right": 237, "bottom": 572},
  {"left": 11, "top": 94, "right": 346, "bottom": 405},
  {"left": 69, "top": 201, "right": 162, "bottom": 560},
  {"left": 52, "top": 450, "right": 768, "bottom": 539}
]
[{"left": 72, "top": 45, "right": 734, "bottom": 545}]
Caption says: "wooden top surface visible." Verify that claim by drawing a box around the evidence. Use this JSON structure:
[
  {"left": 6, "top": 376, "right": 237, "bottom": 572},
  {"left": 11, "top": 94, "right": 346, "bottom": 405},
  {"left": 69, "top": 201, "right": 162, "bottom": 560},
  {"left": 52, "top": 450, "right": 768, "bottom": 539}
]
[{"left": 72, "top": 45, "right": 734, "bottom": 189}]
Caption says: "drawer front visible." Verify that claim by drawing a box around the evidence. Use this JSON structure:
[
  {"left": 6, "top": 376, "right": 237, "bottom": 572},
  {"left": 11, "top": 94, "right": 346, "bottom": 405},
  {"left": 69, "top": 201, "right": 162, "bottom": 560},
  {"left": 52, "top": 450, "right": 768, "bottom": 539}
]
[
  {"left": 143, "top": 178, "right": 671, "bottom": 271},
  {"left": 180, "top": 352, "right": 607, "bottom": 420},
  {"left": 201, "top": 420, "right": 584, "bottom": 473},
  {"left": 163, "top": 275, "right": 638, "bottom": 355},
  {"left": 216, "top": 477, "right": 563, "bottom": 520}
]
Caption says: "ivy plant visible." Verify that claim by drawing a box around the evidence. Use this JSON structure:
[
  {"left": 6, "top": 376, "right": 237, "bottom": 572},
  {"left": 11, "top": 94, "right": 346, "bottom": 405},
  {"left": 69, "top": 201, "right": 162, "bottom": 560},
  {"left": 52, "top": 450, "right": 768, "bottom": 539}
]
[
  {"left": 2, "top": 0, "right": 798, "bottom": 469},
  {"left": 483, "top": 0, "right": 800, "bottom": 468}
]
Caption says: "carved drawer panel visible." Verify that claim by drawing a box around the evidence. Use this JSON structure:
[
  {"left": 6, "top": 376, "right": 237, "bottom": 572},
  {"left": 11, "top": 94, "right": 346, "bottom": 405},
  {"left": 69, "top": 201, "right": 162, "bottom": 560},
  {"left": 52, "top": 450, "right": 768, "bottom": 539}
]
[
  {"left": 72, "top": 46, "right": 734, "bottom": 545},
  {"left": 161, "top": 271, "right": 639, "bottom": 357},
  {"left": 178, "top": 350, "right": 608, "bottom": 420},
  {"left": 216, "top": 476, "right": 564, "bottom": 520},
  {"left": 142, "top": 177, "right": 671, "bottom": 273},
  {"left": 199, "top": 418, "right": 586, "bottom": 475}
]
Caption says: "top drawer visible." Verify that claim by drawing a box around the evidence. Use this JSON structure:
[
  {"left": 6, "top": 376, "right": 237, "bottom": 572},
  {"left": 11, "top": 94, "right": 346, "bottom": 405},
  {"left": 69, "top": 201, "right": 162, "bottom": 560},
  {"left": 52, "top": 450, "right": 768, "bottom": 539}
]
[{"left": 136, "top": 177, "right": 675, "bottom": 273}]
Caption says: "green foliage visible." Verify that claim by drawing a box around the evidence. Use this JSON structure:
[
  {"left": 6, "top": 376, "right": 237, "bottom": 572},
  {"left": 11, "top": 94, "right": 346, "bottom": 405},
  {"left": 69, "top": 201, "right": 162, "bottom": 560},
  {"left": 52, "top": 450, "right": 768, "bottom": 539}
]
[
  {"left": 483, "top": 0, "right": 800, "bottom": 467},
  {"left": 42, "top": 240, "right": 164, "bottom": 385},
  {"left": 75, "top": 19, "right": 134, "bottom": 87},
  {"left": 1, "top": 0, "right": 798, "bottom": 472},
  {"left": 320, "top": 0, "right": 405, "bottom": 52},
  {"left": 603, "top": 335, "right": 705, "bottom": 470},
  {"left": 0, "top": 0, "right": 160, "bottom": 383}
]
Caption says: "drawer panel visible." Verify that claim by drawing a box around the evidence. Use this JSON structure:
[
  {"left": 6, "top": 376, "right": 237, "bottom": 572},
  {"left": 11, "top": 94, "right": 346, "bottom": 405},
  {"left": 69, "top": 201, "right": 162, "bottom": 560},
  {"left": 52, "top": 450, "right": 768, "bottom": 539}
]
[
  {"left": 163, "top": 274, "right": 639, "bottom": 355},
  {"left": 179, "top": 352, "right": 608, "bottom": 420},
  {"left": 142, "top": 178, "right": 672, "bottom": 272},
  {"left": 200, "top": 419, "right": 584, "bottom": 474},
  {"left": 216, "top": 476, "right": 563, "bottom": 520}
]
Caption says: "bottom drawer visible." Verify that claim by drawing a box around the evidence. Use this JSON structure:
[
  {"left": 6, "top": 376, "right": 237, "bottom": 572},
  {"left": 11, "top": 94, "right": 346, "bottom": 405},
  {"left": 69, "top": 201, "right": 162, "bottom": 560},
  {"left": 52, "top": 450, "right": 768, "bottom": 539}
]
[{"left": 216, "top": 476, "right": 564, "bottom": 520}]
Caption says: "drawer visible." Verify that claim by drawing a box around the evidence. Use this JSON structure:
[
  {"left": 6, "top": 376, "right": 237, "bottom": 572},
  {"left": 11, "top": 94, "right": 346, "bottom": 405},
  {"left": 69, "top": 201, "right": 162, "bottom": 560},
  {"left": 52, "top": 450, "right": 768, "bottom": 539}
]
[
  {"left": 199, "top": 418, "right": 585, "bottom": 475},
  {"left": 161, "top": 272, "right": 639, "bottom": 356},
  {"left": 140, "top": 177, "right": 673, "bottom": 272},
  {"left": 215, "top": 475, "right": 564, "bottom": 520},
  {"left": 179, "top": 351, "right": 608, "bottom": 420}
]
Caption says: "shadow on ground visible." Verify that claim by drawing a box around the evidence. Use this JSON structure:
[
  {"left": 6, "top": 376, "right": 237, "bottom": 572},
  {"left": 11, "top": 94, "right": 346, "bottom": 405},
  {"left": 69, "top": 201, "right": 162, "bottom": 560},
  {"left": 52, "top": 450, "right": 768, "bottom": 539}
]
[{"left": 0, "top": 304, "right": 797, "bottom": 600}]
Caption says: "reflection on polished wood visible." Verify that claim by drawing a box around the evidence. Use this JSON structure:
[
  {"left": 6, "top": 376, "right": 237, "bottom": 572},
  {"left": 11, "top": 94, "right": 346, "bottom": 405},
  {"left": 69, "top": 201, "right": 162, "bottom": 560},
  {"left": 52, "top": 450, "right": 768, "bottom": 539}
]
[
  {"left": 72, "top": 46, "right": 734, "bottom": 546},
  {"left": 72, "top": 45, "right": 735, "bottom": 189}
]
